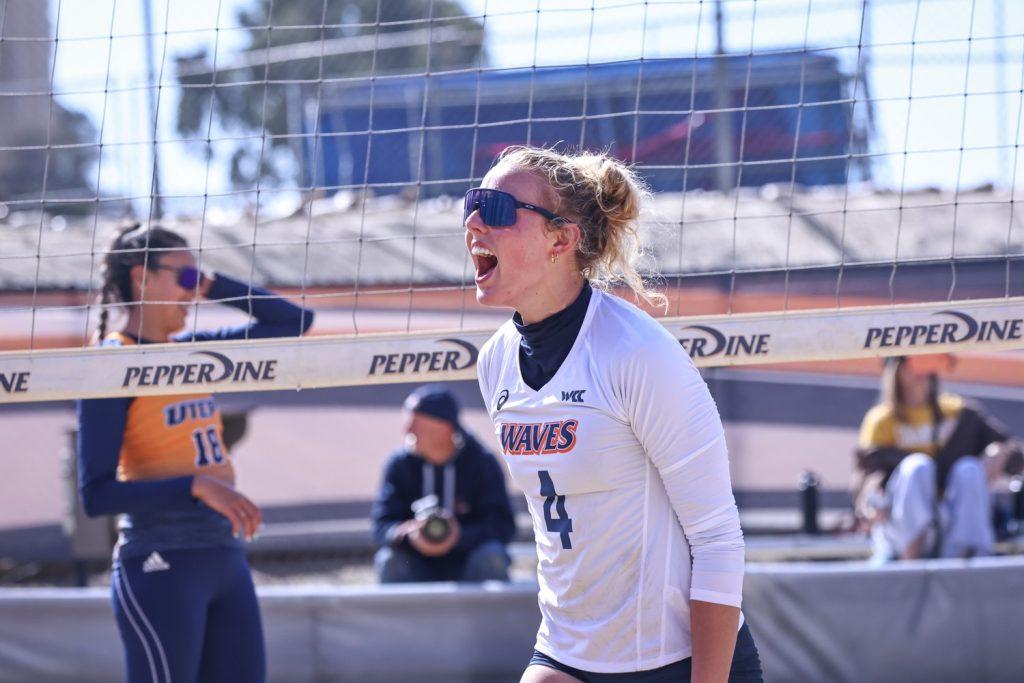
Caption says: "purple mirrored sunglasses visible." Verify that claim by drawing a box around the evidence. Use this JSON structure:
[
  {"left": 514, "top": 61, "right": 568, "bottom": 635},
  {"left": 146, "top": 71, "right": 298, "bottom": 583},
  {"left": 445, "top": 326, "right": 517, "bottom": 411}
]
[
  {"left": 154, "top": 264, "right": 201, "bottom": 290},
  {"left": 464, "top": 188, "right": 569, "bottom": 227}
]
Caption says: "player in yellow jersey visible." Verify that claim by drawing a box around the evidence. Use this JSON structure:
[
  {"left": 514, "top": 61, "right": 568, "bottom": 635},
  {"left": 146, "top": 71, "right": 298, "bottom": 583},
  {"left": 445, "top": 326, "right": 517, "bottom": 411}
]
[
  {"left": 855, "top": 354, "right": 1022, "bottom": 562},
  {"left": 77, "top": 223, "right": 314, "bottom": 683}
]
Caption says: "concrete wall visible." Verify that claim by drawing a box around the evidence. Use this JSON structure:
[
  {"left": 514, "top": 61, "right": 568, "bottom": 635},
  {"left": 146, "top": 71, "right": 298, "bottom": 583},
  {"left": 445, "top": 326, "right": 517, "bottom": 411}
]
[{"left": 1, "top": 558, "right": 1023, "bottom": 682}]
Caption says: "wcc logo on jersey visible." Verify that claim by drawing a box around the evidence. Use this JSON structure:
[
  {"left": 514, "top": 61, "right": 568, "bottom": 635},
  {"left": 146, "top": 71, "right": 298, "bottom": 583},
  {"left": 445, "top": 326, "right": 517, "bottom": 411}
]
[
  {"left": 500, "top": 419, "right": 579, "bottom": 456},
  {"left": 864, "top": 309, "right": 1023, "bottom": 350},
  {"left": 368, "top": 338, "right": 478, "bottom": 376}
]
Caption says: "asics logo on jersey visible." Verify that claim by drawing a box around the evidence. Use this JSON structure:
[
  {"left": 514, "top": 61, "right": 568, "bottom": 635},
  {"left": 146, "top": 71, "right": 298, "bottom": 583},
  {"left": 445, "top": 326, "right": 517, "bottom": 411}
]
[
  {"left": 500, "top": 420, "right": 578, "bottom": 456},
  {"left": 0, "top": 370, "right": 30, "bottom": 394},
  {"left": 496, "top": 389, "right": 510, "bottom": 411},
  {"left": 368, "top": 338, "right": 478, "bottom": 376},
  {"left": 122, "top": 351, "right": 278, "bottom": 388},
  {"left": 164, "top": 398, "right": 218, "bottom": 426},
  {"left": 561, "top": 389, "right": 585, "bottom": 403}
]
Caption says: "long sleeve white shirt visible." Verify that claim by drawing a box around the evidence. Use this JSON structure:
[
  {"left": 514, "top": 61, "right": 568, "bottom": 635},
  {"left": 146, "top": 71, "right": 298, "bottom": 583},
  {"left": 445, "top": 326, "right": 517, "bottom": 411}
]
[{"left": 477, "top": 288, "right": 745, "bottom": 673}]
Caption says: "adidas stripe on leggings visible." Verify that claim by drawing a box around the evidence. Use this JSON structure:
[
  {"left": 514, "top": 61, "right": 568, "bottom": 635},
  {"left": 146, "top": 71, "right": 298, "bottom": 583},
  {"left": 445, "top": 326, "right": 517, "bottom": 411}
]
[{"left": 111, "top": 546, "right": 265, "bottom": 683}]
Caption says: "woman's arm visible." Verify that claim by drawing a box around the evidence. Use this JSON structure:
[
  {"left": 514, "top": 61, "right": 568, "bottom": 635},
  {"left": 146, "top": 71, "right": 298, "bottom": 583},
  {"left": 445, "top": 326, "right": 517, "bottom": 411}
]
[
  {"left": 78, "top": 399, "right": 262, "bottom": 538},
  {"left": 174, "top": 273, "right": 314, "bottom": 342},
  {"left": 964, "top": 404, "right": 1018, "bottom": 459},
  {"left": 77, "top": 398, "right": 196, "bottom": 517},
  {"left": 622, "top": 335, "right": 744, "bottom": 682},
  {"left": 691, "top": 601, "right": 742, "bottom": 683}
]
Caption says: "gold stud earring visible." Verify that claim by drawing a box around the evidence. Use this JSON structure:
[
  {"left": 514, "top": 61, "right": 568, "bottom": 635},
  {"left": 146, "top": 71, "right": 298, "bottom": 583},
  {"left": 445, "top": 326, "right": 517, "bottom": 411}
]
[{"left": 550, "top": 253, "right": 557, "bottom": 263}]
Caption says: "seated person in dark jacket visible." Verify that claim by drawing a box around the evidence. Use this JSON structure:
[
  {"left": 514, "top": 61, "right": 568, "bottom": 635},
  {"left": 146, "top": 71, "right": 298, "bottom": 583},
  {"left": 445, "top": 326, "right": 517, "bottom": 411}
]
[{"left": 372, "top": 385, "right": 516, "bottom": 583}]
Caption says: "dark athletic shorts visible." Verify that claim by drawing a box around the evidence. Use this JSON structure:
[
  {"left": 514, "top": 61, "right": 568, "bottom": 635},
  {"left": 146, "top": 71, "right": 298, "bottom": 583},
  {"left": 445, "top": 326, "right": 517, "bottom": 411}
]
[{"left": 528, "top": 622, "right": 762, "bottom": 682}]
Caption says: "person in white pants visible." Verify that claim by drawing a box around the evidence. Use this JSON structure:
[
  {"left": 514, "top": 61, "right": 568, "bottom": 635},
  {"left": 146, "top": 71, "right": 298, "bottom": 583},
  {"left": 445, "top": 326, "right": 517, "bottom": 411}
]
[{"left": 855, "top": 354, "right": 1023, "bottom": 562}]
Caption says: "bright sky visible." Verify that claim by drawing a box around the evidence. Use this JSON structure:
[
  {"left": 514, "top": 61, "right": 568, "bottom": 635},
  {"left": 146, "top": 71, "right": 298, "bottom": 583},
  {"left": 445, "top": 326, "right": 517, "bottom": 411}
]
[{"left": 45, "top": 0, "right": 1024, "bottom": 217}]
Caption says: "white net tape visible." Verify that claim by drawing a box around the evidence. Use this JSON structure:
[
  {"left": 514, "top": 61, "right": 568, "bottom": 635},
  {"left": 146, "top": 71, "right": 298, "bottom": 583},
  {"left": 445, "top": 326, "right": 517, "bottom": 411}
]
[{"left": 1, "top": 297, "right": 1022, "bottom": 403}]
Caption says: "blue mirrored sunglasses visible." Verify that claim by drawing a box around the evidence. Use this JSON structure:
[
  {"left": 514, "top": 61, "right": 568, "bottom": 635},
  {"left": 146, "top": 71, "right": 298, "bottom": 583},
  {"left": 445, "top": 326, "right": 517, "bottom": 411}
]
[
  {"left": 464, "top": 188, "right": 569, "bottom": 227},
  {"left": 154, "top": 264, "right": 201, "bottom": 290}
]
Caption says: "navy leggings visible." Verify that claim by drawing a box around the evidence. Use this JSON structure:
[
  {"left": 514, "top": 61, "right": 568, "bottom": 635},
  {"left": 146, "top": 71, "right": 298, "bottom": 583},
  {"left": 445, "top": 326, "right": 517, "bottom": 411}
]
[{"left": 111, "top": 546, "right": 265, "bottom": 683}]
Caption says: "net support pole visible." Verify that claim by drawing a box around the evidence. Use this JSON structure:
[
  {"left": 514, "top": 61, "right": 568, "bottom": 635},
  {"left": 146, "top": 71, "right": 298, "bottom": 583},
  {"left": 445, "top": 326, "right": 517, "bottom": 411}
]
[{"left": 713, "top": 0, "right": 735, "bottom": 193}]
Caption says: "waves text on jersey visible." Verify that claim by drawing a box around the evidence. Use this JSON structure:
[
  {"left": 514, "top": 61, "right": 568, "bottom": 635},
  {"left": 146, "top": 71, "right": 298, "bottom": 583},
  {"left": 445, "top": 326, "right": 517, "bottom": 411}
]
[
  {"left": 500, "top": 420, "right": 579, "bottom": 456},
  {"left": 122, "top": 351, "right": 278, "bottom": 389}
]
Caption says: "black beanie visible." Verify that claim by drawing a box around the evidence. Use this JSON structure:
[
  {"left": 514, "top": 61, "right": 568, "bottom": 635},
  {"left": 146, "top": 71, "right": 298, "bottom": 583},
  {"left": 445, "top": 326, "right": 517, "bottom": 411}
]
[{"left": 404, "top": 385, "right": 461, "bottom": 430}]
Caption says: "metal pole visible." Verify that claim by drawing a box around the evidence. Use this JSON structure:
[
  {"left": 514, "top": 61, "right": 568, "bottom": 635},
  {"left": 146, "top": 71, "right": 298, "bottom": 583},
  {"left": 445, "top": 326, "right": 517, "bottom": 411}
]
[
  {"left": 141, "top": 0, "right": 163, "bottom": 219},
  {"left": 994, "top": 0, "right": 1009, "bottom": 187},
  {"left": 712, "top": 0, "right": 734, "bottom": 192},
  {"left": 857, "top": 0, "right": 875, "bottom": 183}
]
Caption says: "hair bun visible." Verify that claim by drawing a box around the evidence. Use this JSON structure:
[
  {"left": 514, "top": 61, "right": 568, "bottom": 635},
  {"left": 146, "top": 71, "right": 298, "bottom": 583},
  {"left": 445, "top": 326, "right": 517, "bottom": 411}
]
[{"left": 594, "top": 157, "right": 641, "bottom": 223}]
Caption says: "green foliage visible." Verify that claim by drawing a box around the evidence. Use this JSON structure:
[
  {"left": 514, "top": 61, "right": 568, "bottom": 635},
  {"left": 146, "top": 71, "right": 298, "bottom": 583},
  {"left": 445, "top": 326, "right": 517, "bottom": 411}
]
[{"left": 175, "top": 0, "right": 484, "bottom": 189}]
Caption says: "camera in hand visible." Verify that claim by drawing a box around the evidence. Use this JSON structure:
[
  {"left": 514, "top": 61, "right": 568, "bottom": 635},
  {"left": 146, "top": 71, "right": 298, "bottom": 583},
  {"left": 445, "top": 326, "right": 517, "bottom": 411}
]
[{"left": 411, "top": 494, "right": 452, "bottom": 543}]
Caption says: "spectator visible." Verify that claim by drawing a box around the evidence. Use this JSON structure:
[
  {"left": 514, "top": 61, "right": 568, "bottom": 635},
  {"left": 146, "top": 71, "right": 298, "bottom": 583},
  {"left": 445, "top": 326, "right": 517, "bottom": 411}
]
[
  {"left": 372, "top": 385, "right": 516, "bottom": 583},
  {"left": 854, "top": 354, "right": 1023, "bottom": 562}
]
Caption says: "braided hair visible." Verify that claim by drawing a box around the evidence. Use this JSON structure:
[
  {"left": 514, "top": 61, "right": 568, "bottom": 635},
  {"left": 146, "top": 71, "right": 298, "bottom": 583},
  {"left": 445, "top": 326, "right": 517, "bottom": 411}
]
[{"left": 95, "top": 223, "right": 189, "bottom": 341}]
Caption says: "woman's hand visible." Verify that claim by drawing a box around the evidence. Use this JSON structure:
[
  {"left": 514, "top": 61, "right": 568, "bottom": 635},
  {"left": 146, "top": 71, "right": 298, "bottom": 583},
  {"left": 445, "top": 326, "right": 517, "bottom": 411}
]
[
  {"left": 191, "top": 474, "right": 262, "bottom": 540},
  {"left": 984, "top": 441, "right": 1024, "bottom": 483}
]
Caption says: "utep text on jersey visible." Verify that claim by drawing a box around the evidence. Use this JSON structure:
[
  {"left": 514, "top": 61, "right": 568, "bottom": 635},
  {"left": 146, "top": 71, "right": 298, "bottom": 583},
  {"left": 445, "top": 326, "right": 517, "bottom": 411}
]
[{"left": 500, "top": 419, "right": 579, "bottom": 456}]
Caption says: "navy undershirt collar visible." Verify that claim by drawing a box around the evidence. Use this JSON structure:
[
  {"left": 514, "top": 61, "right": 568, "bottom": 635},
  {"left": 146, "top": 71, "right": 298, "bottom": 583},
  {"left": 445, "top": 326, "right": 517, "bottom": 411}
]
[{"left": 513, "top": 282, "right": 592, "bottom": 391}]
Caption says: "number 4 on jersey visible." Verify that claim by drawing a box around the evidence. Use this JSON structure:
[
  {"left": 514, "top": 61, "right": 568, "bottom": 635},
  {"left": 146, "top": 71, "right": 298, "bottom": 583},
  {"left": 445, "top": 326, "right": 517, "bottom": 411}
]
[{"left": 539, "top": 470, "right": 573, "bottom": 549}]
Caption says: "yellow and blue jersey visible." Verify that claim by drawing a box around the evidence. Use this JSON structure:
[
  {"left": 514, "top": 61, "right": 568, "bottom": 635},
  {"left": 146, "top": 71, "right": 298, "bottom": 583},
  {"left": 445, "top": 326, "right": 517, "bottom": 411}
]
[
  {"left": 76, "top": 273, "right": 313, "bottom": 558},
  {"left": 105, "top": 331, "right": 236, "bottom": 485}
]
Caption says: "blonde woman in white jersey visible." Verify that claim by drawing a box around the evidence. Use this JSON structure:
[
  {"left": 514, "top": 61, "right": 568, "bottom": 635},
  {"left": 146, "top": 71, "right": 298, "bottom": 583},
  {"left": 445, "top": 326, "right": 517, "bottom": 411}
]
[{"left": 466, "top": 146, "right": 762, "bottom": 683}]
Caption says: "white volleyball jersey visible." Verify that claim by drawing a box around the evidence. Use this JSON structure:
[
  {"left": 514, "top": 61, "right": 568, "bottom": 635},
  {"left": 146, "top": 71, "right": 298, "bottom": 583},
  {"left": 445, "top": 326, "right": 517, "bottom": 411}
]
[{"left": 477, "top": 289, "right": 745, "bottom": 673}]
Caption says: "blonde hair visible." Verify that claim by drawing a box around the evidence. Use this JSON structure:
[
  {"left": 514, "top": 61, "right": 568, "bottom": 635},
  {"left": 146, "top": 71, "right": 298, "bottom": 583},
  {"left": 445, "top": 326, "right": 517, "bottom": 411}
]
[{"left": 496, "top": 145, "right": 666, "bottom": 308}]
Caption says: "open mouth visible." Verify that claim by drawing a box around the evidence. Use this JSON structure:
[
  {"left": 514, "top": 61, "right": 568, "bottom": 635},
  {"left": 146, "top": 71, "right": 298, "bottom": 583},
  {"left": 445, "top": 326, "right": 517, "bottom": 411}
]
[{"left": 471, "top": 244, "right": 498, "bottom": 282}]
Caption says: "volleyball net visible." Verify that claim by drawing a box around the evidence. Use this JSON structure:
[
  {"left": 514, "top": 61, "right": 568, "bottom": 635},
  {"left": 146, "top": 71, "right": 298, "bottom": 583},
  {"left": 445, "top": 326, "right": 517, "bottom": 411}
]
[{"left": 1, "top": 0, "right": 1022, "bottom": 403}]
